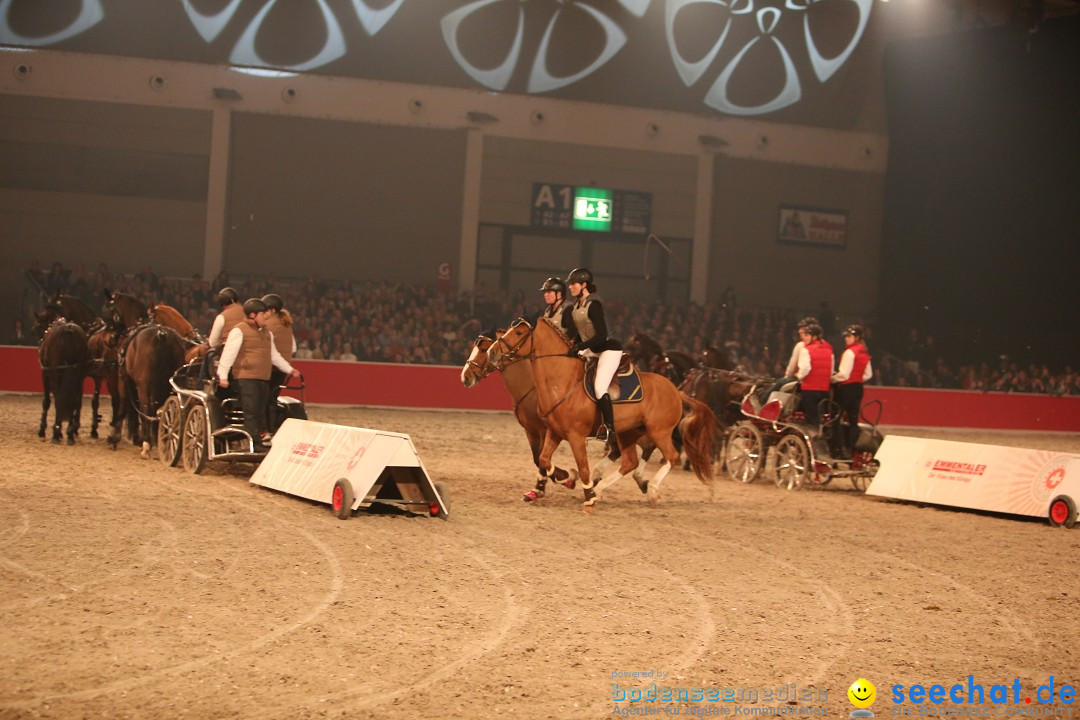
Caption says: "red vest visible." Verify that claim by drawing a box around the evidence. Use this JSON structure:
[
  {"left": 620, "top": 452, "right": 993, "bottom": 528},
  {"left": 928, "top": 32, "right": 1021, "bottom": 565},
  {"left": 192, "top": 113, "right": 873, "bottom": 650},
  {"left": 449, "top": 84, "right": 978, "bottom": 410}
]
[
  {"left": 802, "top": 340, "right": 834, "bottom": 392},
  {"left": 839, "top": 342, "right": 870, "bottom": 386}
]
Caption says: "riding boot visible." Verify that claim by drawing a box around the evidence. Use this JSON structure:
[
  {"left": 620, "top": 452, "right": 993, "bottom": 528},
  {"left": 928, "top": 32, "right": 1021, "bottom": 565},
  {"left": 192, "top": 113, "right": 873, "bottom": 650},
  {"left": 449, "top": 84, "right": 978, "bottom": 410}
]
[{"left": 597, "top": 393, "right": 620, "bottom": 460}]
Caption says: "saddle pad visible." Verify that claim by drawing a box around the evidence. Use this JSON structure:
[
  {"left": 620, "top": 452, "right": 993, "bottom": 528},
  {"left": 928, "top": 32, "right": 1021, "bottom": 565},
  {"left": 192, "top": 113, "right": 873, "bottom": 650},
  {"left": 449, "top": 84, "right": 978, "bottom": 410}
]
[{"left": 585, "top": 362, "right": 644, "bottom": 404}]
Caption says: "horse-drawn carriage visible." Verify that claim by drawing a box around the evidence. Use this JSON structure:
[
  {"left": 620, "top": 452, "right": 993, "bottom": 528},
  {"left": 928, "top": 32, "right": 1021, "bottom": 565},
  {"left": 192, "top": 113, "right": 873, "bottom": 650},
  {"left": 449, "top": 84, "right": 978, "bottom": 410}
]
[
  {"left": 722, "top": 382, "right": 883, "bottom": 492},
  {"left": 157, "top": 361, "right": 307, "bottom": 473}
]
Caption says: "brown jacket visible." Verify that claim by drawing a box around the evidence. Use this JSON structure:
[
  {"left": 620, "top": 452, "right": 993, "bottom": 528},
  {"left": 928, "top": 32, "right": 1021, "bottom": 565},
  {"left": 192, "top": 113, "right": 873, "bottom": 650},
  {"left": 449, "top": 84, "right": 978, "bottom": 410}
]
[
  {"left": 264, "top": 314, "right": 294, "bottom": 361},
  {"left": 234, "top": 320, "right": 272, "bottom": 380}
]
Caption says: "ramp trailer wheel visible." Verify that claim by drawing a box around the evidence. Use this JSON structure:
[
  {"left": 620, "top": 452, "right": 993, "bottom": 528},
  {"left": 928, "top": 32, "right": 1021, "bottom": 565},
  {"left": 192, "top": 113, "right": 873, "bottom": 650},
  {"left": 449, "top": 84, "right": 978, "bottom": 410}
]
[
  {"left": 181, "top": 404, "right": 209, "bottom": 475},
  {"left": 725, "top": 421, "right": 764, "bottom": 483},
  {"left": 332, "top": 478, "right": 355, "bottom": 520},
  {"left": 433, "top": 481, "right": 450, "bottom": 520},
  {"left": 1048, "top": 495, "right": 1077, "bottom": 528},
  {"left": 157, "top": 396, "right": 185, "bottom": 467}
]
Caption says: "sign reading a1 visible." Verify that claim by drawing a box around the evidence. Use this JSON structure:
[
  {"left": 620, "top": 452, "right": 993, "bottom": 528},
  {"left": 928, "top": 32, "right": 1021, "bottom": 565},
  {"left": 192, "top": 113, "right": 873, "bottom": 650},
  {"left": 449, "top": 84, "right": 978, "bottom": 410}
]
[{"left": 572, "top": 187, "right": 613, "bottom": 231}]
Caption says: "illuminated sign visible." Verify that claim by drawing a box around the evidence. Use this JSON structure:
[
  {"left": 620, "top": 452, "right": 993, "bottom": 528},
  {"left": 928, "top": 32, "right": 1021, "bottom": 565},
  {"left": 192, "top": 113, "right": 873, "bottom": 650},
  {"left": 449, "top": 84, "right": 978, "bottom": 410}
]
[
  {"left": 531, "top": 183, "right": 650, "bottom": 234},
  {"left": 572, "top": 188, "right": 613, "bottom": 232}
]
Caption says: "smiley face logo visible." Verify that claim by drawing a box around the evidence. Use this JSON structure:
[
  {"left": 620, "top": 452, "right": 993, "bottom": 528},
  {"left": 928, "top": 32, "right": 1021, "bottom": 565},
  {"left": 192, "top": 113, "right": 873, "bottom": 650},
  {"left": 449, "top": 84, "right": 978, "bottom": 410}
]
[{"left": 848, "top": 678, "right": 876, "bottom": 714}]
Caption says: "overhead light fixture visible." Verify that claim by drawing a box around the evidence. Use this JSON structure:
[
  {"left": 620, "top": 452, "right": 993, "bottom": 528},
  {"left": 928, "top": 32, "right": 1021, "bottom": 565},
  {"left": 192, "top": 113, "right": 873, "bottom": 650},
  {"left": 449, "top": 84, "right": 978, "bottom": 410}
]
[
  {"left": 212, "top": 87, "right": 242, "bottom": 101},
  {"left": 698, "top": 134, "right": 729, "bottom": 148},
  {"left": 466, "top": 110, "right": 499, "bottom": 124}
]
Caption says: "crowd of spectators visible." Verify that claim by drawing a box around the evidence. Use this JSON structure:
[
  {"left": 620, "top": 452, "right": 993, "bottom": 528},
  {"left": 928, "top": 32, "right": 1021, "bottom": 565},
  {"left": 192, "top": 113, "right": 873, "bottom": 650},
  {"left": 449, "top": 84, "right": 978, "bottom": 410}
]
[{"left": 15, "top": 259, "right": 1080, "bottom": 397}]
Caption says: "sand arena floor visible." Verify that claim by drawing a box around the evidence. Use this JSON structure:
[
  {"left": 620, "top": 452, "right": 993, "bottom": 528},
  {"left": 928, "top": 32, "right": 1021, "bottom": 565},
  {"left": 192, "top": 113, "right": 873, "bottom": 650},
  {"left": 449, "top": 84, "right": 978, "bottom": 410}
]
[{"left": 1, "top": 394, "right": 1078, "bottom": 719}]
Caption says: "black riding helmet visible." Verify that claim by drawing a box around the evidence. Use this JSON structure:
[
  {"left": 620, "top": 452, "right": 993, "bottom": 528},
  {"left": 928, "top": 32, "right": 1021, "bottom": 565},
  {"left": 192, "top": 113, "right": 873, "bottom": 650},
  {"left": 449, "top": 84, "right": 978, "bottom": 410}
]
[
  {"left": 217, "top": 287, "right": 239, "bottom": 306},
  {"left": 261, "top": 293, "right": 284, "bottom": 312},
  {"left": 566, "top": 267, "right": 596, "bottom": 292},
  {"left": 539, "top": 277, "right": 566, "bottom": 294},
  {"left": 843, "top": 324, "right": 864, "bottom": 339},
  {"left": 242, "top": 298, "right": 268, "bottom": 316}
]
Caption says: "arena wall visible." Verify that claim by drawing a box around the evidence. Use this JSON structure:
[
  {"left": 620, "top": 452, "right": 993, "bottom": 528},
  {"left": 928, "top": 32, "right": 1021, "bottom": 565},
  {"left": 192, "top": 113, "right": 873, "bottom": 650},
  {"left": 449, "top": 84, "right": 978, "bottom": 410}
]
[{"left": 3, "top": 346, "right": 1077, "bottom": 432}]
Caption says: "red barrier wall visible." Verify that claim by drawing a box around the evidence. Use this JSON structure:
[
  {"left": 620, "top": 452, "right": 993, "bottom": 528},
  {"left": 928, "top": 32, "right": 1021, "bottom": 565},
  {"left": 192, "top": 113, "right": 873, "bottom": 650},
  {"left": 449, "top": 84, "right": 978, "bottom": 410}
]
[{"left": 4, "top": 345, "right": 1078, "bottom": 431}]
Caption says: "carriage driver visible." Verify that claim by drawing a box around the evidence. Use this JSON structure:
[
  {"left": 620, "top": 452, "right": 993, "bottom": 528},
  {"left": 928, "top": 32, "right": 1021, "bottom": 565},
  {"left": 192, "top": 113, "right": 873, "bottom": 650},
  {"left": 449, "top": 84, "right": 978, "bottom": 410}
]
[
  {"left": 831, "top": 324, "right": 873, "bottom": 459},
  {"left": 217, "top": 298, "right": 300, "bottom": 448},
  {"left": 261, "top": 293, "right": 296, "bottom": 431},
  {"left": 562, "top": 267, "right": 624, "bottom": 459},
  {"left": 794, "top": 322, "right": 834, "bottom": 428},
  {"left": 200, "top": 286, "right": 245, "bottom": 382}
]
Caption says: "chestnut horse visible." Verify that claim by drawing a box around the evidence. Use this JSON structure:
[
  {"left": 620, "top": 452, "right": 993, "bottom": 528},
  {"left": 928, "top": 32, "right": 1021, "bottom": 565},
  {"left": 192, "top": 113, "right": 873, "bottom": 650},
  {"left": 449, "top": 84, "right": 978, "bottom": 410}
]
[
  {"left": 149, "top": 303, "right": 209, "bottom": 363},
  {"left": 461, "top": 331, "right": 580, "bottom": 500},
  {"left": 36, "top": 318, "right": 90, "bottom": 444},
  {"left": 489, "top": 318, "right": 718, "bottom": 512}
]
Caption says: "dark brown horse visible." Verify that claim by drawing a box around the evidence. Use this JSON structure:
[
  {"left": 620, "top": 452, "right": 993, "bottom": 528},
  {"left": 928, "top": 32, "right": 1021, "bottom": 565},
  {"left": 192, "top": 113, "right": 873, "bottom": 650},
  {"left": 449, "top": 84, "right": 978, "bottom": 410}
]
[
  {"left": 107, "top": 323, "right": 187, "bottom": 458},
  {"left": 625, "top": 332, "right": 697, "bottom": 386},
  {"left": 101, "top": 290, "right": 148, "bottom": 337},
  {"left": 48, "top": 293, "right": 119, "bottom": 438},
  {"left": 36, "top": 318, "right": 90, "bottom": 444},
  {"left": 489, "top": 318, "right": 718, "bottom": 512}
]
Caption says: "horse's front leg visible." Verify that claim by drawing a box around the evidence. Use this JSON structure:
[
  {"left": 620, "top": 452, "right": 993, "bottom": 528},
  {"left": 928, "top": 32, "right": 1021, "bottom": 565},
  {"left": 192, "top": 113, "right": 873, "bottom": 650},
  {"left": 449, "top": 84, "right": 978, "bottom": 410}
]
[
  {"left": 526, "top": 431, "right": 563, "bottom": 503},
  {"left": 139, "top": 398, "right": 153, "bottom": 459},
  {"left": 595, "top": 436, "right": 643, "bottom": 500},
  {"left": 39, "top": 375, "right": 50, "bottom": 438},
  {"left": 90, "top": 375, "right": 101, "bottom": 438},
  {"left": 565, "top": 433, "right": 598, "bottom": 513}
]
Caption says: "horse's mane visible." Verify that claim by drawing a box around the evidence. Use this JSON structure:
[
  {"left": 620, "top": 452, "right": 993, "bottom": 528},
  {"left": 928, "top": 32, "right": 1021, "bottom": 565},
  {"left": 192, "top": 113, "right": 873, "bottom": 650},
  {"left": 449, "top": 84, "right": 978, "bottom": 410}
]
[
  {"left": 150, "top": 304, "right": 195, "bottom": 338},
  {"left": 538, "top": 316, "right": 572, "bottom": 347}
]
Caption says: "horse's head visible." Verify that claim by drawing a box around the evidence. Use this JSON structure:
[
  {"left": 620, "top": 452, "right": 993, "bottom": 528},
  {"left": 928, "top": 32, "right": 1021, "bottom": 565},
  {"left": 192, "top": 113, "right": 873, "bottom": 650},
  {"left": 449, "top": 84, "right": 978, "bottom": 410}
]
[
  {"left": 488, "top": 319, "right": 535, "bottom": 371},
  {"left": 461, "top": 332, "right": 497, "bottom": 388},
  {"left": 34, "top": 305, "right": 62, "bottom": 340},
  {"left": 701, "top": 346, "right": 733, "bottom": 370},
  {"left": 626, "top": 332, "right": 660, "bottom": 363}
]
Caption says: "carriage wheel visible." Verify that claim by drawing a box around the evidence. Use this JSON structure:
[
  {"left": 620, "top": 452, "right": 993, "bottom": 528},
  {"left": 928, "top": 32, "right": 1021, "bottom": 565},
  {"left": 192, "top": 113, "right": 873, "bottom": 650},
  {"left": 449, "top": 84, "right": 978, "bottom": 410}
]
[
  {"left": 181, "top": 405, "right": 208, "bottom": 475},
  {"left": 157, "top": 396, "right": 184, "bottom": 468},
  {"left": 774, "top": 434, "right": 810, "bottom": 490},
  {"left": 1048, "top": 495, "right": 1077, "bottom": 528},
  {"left": 433, "top": 481, "right": 450, "bottom": 520},
  {"left": 332, "top": 479, "right": 355, "bottom": 520},
  {"left": 850, "top": 460, "right": 878, "bottom": 493},
  {"left": 725, "top": 421, "right": 764, "bottom": 483}
]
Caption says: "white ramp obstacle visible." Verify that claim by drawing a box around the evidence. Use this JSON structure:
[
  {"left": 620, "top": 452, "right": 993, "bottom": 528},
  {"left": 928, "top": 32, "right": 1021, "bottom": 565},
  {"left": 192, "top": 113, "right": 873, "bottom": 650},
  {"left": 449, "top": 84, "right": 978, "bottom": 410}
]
[
  {"left": 867, "top": 435, "right": 1079, "bottom": 527},
  {"left": 250, "top": 419, "right": 448, "bottom": 520}
]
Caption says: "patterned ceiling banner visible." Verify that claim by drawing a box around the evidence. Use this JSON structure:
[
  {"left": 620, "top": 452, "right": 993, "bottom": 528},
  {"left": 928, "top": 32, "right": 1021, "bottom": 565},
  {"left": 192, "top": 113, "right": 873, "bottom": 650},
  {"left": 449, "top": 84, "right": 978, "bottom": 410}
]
[{"left": 0, "top": 0, "right": 876, "bottom": 123}]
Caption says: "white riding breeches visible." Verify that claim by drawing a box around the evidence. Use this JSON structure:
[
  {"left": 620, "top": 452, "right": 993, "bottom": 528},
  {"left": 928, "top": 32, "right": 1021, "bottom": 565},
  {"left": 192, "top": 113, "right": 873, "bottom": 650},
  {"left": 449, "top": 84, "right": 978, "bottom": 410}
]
[{"left": 583, "top": 349, "right": 621, "bottom": 398}]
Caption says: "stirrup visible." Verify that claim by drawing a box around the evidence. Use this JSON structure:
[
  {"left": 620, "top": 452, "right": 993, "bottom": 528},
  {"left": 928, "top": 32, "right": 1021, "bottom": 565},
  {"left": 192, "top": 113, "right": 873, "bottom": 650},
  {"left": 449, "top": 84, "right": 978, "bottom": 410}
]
[{"left": 595, "top": 424, "right": 610, "bottom": 442}]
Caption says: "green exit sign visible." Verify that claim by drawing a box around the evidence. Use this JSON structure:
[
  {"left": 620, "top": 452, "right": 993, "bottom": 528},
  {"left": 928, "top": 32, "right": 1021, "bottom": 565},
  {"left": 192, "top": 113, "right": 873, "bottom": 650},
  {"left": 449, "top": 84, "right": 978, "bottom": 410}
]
[{"left": 572, "top": 187, "right": 613, "bottom": 232}]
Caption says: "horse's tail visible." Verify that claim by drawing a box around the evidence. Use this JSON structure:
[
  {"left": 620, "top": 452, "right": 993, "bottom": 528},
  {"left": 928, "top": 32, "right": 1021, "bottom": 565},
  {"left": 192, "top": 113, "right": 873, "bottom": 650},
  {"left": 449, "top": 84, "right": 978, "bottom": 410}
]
[{"left": 679, "top": 391, "right": 718, "bottom": 485}]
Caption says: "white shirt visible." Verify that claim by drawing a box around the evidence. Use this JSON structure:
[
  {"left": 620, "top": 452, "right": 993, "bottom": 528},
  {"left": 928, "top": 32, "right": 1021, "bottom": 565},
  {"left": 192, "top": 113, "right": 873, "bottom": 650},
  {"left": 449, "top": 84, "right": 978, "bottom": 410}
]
[
  {"left": 208, "top": 313, "right": 227, "bottom": 348},
  {"left": 784, "top": 341, "right": 806, "bottom": 378},
  {"left": 832, "top": 348, "right": 873, "bottom": 383},
  {"left": 217, "top": 326, "right": 294, "bottom": 383}
]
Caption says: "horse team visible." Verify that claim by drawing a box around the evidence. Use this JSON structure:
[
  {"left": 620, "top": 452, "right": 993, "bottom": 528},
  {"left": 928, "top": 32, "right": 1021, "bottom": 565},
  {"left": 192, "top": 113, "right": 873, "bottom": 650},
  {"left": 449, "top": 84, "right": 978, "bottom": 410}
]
[{"left": 33, "top": 292, "right": 204, "bottom": 456}]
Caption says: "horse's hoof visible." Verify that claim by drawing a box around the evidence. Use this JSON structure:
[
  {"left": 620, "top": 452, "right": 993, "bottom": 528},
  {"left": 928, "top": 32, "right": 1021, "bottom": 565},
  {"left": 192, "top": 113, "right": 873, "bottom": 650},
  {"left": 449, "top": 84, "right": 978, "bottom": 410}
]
[
  {"left": 51, "top": 437, "right": 61, "bottom": 445},
  {"left": 523, "top": 490, "right": 541, "bottom": 503},
  {"left": 582, "top": 505, "right": 594, "bottom": 515},
  {"left": 37, "top": 430, "right": 45, "bottom": 438},
  {"left": 67, "top": 437, "right": 76, "bottom": 446},
  {"left": 647, "top": 492, "right": 660, "bottom": 508},
  {"left": 90, "top": 430, "right": 98, "bottom": 439}
]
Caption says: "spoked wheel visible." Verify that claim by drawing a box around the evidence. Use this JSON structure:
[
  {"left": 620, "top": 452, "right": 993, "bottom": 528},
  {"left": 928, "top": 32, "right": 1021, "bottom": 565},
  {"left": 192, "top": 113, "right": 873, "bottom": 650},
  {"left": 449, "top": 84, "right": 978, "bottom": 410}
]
[
  {"left": 1048, "top": 495, "right": 1077, "bottom": 528},
  {"left": 157, "top": 396, "right": 184, "bottom": 468},
  {"left": 725, "top": 421, "right": 764, "bottom": 483},
  {"left": 181, "top": 405, "right": 208, "bottom": 475},
  {"left": 774, "top": 433, "right": 810, "bottom": 490},
  {"left": 850, "top": 460, "right": 878, "bottom": 493},
  {"left": 332, "top": 478, "right": 355, "bottom": 520}
]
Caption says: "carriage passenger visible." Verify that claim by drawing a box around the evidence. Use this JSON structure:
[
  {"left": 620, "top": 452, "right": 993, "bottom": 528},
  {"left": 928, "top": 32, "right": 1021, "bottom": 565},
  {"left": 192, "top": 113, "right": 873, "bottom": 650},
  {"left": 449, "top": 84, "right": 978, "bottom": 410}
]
[
  {"left": 794, "top": 322, "right": 833, "bottom": 427},
  {"left": 831, "top": 324, "right": 872, "bottom": 459},
  {"left": 217, "top": 298, "right": 300, "bottom": 449},
  {"left": 207, "top": 287, "right": 244, "bottom": 348},
  {"left": 765, "top": 315, "right": 819, "bottom": 396},
  {"left": 563, "top": 267, "right": 623, "bottom": 458},
  {"left": 262, "top": 293, "right": 297, "bottom": 431}
]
